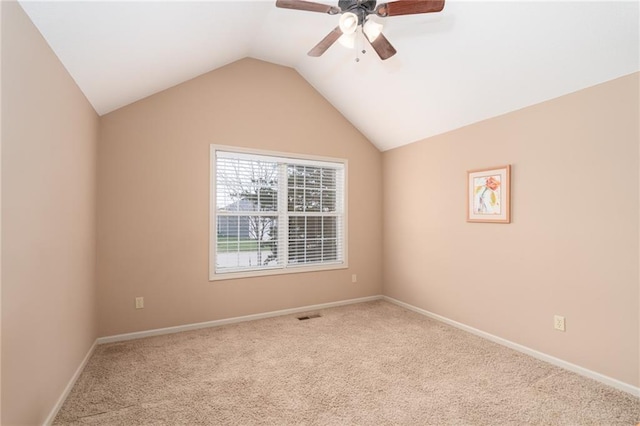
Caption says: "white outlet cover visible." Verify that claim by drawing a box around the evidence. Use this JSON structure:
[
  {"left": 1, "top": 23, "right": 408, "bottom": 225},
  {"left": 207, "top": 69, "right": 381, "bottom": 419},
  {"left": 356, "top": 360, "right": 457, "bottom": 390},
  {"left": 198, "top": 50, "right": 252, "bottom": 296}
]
[{"left": 554, "top": 315, "right": 566, "bottom": 331}]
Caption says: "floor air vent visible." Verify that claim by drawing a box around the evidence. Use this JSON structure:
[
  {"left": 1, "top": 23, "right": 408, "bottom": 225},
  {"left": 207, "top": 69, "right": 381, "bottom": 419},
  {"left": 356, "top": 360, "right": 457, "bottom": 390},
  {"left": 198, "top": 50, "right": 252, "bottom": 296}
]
[{"left": 297, "top": 313, "right": 321, "bottom": 321}]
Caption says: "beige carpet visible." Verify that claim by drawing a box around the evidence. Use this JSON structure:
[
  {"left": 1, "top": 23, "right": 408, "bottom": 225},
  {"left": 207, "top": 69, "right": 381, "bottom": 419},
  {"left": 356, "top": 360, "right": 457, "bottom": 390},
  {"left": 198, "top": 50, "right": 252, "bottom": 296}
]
[{"left": 54, "top": 300, "right": 639, "bottom": 425}]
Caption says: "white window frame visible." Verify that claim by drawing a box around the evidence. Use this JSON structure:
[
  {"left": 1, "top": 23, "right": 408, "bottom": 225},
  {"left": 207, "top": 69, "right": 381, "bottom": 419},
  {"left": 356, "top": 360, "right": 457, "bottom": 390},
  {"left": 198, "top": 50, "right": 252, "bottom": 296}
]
[{"left": 209, "top": 145, "right": 348, "bottom": 281}]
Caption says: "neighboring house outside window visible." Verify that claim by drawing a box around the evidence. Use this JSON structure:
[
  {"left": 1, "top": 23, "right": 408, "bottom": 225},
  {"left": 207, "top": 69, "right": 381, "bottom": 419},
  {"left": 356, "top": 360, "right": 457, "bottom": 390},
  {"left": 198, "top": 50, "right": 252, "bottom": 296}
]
[{"left": 210, "top": 145, "right": 347, "bottom": 280}]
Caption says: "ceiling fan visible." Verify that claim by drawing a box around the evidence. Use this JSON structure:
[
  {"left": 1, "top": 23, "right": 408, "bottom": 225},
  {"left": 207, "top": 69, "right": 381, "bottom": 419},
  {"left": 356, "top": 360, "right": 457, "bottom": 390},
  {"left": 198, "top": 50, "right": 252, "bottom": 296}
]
[{"left": 275, "top": 0, "right": 445, "bottom": 60}]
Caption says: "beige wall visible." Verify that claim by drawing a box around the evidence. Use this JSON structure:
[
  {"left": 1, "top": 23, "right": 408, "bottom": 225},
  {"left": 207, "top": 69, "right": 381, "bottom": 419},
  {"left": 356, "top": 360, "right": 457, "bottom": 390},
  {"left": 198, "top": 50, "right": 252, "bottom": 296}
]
[
  {"left": 1, "top": 2, "right": 99, "bottom": 424},
  {"left": 97, "top": 58, "right": 383, "bottom": 337},
  {"left": 0, "top": 1, "right": 3, "bottom": 420},
  {"left": 383, "top": 73, "right": 639, "bottom": 387}
]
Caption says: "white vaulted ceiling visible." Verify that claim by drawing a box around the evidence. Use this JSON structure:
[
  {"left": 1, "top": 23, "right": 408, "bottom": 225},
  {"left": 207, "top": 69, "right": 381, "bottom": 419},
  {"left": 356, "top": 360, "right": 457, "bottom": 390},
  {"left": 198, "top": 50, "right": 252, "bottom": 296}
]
[{"left": 18, "top": 0, "right": 640, "bottom": 151}]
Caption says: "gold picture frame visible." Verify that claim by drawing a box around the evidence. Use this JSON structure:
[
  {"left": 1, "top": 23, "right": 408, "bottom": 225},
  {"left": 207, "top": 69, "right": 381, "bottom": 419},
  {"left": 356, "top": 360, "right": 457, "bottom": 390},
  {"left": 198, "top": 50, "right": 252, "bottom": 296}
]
[{"left": 467, "top": 165, "right": 511, "bottom": 223}]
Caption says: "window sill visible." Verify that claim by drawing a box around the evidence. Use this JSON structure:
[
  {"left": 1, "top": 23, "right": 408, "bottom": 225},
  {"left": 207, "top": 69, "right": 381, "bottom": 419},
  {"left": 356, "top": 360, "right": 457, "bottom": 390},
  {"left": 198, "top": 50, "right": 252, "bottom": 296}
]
[{"left": 209, "top": 262, "right": 348, "bottom": 281}]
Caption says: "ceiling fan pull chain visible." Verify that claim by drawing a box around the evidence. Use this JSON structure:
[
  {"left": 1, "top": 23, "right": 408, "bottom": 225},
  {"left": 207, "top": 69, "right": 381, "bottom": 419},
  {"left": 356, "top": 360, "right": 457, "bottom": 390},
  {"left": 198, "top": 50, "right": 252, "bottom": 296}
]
[{"left": 355, "top": 28, "right": 366, "bottom": 63}]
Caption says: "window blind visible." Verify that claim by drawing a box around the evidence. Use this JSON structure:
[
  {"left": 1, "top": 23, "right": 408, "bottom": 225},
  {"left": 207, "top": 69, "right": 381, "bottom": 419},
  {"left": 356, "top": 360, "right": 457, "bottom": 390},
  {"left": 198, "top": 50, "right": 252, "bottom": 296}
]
[{"left": 211, "top": 147, "right": 346, "bottom": 279}]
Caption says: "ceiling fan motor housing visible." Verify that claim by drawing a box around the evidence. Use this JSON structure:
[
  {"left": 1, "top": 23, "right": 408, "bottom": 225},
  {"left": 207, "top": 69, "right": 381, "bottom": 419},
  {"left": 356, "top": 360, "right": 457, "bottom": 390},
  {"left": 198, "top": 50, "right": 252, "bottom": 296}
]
[{"left": 338, "top": 0, "right": 377, "bottom": 17}]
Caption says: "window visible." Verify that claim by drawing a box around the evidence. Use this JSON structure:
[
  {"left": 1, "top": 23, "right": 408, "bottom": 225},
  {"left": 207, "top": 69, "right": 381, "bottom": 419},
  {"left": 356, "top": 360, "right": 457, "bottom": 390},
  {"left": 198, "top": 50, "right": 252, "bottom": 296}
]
[{"left": 210, "top": 146, "right": 347, "bottom": 280}]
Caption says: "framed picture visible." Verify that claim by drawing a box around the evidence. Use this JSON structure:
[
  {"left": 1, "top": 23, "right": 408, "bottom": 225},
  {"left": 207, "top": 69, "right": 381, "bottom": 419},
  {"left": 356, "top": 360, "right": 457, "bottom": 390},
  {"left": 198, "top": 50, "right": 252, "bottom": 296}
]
[{"left": 467, "top": 165, "right": 511, "bottom": 223}]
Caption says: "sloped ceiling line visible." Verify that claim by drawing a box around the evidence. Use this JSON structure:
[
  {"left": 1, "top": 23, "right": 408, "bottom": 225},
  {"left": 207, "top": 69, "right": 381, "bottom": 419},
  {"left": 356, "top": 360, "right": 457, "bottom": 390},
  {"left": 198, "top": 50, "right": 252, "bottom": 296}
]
[{"left": 19, "top": 0, "right": 640, "bottom": 151}]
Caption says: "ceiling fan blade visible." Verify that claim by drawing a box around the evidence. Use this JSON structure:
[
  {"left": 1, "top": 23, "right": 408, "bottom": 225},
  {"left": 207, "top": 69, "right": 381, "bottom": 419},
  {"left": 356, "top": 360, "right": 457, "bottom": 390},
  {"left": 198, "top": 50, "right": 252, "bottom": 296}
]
[
  {"left": 375, "top": 0, "right": 444, "bottom": 17},
  {"left": 308, "top": 26, "right": 343, "bottom": 57},
  {"left": 364, "top": 32, "right": 397, "bottom": 60},
  {"left": 276, "top": 0, "right": 340, "bottom": 14}
]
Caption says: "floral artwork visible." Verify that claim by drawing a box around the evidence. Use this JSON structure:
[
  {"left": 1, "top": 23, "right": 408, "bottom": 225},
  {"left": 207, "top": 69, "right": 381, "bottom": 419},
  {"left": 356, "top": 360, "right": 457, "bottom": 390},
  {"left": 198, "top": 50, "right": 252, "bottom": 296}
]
[
  {"left": 467, "top": 165, "right": 510, "bottom": 223},
  {"left": 474, "top": 175, "right": 502, "bottom": 215}
]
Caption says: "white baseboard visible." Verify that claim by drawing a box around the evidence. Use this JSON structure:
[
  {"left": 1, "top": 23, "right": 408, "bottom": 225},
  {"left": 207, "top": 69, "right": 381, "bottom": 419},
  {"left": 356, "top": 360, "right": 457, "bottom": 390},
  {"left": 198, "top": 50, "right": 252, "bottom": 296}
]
[
  {"left": 382, "top": 296, "right": 640, "bottom": 397},
  {"left": 42, "top": 339, "right": 98, "bottom": 426},
  {"left": 97, "top": 295, "right": 383, "bottom": 344}
]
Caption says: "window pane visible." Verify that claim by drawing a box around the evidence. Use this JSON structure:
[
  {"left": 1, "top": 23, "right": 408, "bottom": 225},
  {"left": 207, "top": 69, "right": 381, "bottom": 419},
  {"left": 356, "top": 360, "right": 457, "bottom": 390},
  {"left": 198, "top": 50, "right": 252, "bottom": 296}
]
[
  {"left": 288, "top": 216, "right": 304, "bottom": 264},
  {"left": 304, "top": 167, "right": 321, "bottom": 188},
  {"left": 321, "top": 190, "right": 336, "bottom": 212},
  {"left": 322, "top": 217, "right": 337, "bottom": 262},
  {"left": 217, "top": 158, "right": 278, "bottom": 212},
  {"left": 323, "top": 217, "right": 336, "bottom": 238},
  {"left": 321, "top": 168, "right": 336, "bottom": 189},
  {"left": 305, "top": 189, "right": 321, "bottom": 212},
  {"left": 323, "top": 239, "right": 337, "bottom": 262},
  {"left": 216, "top": 216, "right": 278, "bottom": 270},
  {"left": 288, "top": 165, "right": 335, "bottom": 213},
  {"left": 288, "top": 165, "right": 304, "bottom": 188},
  {"left": 288, "top": 216, "right": 339, "bottom": 265},
  {"left": 288, "top": 187, "right": 304, "bottom": 212},
  {"left": 307, "top": 217, "right": 322, "bottom": 238},
  {"left": 306, "top": 239, "right": 322, "bottom": 263},
  {"left": 288, "top": 166, "right": 302, "bottom": 212}
]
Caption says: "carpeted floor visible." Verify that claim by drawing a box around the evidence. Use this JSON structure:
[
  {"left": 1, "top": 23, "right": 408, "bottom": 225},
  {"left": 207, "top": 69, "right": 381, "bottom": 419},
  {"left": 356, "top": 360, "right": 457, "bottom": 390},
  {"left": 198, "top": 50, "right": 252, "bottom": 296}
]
[{"left": 54, "top": 300, "right": 639, "bottom": 425}]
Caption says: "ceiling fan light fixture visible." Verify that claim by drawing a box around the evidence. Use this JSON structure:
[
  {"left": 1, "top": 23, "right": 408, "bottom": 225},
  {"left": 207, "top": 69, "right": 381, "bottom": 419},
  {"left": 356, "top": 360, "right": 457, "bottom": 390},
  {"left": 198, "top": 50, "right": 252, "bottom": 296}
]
[
  {"left": 339, "top": 12, "right": 358, "bottom": 34},
  {"left": 338, "top": 32, "right": 357, "bottom": 49},
  {"left": 363, "top": 18, "right": 383, "bottom": 42}
]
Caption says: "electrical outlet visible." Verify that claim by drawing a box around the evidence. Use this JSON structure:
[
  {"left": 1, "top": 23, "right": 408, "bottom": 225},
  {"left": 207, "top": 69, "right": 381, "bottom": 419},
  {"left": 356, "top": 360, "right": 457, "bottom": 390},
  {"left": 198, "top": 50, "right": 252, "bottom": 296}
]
[
  {"left": 554, "top": 315, "right": 565, "bottom": 331},
  {"left": 135, "top": 297, "right": 144, "bottom": 309},
  {"left": 351, "top": 274, "right": 357, "bottom": 283}
]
